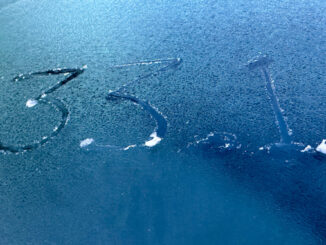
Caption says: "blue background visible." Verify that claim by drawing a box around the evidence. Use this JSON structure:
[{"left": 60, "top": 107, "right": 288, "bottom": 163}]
[{"left": 1, "top": 0, "right": 326, "bottom": 244}]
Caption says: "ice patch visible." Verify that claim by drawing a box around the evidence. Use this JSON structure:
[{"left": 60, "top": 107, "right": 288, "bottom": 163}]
[
  {"left": 195, "top": 132, "right": 214, "bottom": 144},
  {"left": 110, "top": 58, "right": 178, "bottom": 68},
  {"left": 123, "top": 144, "right": 137, "bottom": 151},
  {"left": 316, "top": 140, "right": 326, "bottom": 154},
  {"left": 80, "top": 138, "right": 94, "bottom": 148},
  {"left": 301, "top": 145, "right": 312, "bottom": 153},
  {"left": 145, "top": 132, "right": 162, "bottom": 147},
  {"left": 26, "top": 99, "right": 38, "bottom": 108}
]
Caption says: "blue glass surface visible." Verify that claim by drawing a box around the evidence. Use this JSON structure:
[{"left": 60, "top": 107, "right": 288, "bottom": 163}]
[{"left": 1, "top": 0, "right": 326, "bottom": 244}]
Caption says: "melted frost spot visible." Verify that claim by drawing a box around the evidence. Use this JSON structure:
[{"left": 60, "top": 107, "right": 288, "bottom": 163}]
[
  {"left": 80, "top": 138, "right": 94, "bottom": 148},
  {"left": 316, "top": 140, "right": 326, "bottom": 154},
  {"left": 26, "top": 99, "right": 38, "bottom": 108},
  {"left": 145, "top": 132, "right": 162, "bottom": 147}
]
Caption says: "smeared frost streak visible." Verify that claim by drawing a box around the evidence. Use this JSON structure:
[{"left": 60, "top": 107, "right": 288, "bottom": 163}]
[
  {"left": 105, "top": 92, "right": 167, "bottom": 149},
  {"left": 301, "top": 145, "right": 313, "bottom": 153},
  {"left": 85, "top": 58, "right": 182, "bottom": 151},
  {"left": 109, "top": 58, "right": 180, "bottom": 68},
  {"left": 124, "top": 145, "right": 137, "bottom": 151},
  {"left": 246, "top": 55, "right": 326, "bottom": 160},
  {"left": 113, "top": 57, "right": 182, "bottom": 94},
  {"left": 261, "top": 67, "right": 291, "bottom": 144},
  {"left": 0, "top": 98, "right": 69, "bottom": 154},
  {"left": 248, "top": 55, "right": 291, "bottom": 145},
  {"left": 0, "top": 66, "right": 85, "bottom": 154}
]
